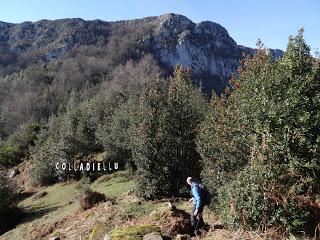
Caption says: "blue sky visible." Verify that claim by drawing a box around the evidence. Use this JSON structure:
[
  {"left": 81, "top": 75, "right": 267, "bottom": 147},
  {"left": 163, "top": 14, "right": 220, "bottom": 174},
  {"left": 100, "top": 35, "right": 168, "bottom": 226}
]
[{"left": 1, "top": 0, "right": 319, "bottom": 52}]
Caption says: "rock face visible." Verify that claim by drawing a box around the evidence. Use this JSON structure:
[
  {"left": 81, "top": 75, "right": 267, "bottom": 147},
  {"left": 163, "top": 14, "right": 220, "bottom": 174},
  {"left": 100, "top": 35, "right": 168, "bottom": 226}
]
[
  {"left": 0, "top": 13, "right": 283, "bottom": 93},
  {"left": 151, "top": 14, "right": 241, "bottom": 79}
]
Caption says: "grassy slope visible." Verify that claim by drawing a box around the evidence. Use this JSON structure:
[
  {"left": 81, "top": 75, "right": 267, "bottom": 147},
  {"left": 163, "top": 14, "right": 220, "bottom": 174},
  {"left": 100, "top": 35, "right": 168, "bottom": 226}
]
[
  {"left": 0, "top": 171, "right": 136, "bottom": 240},
  {"left": 0, "top": 171, "right": 299, "bottom": 240}
]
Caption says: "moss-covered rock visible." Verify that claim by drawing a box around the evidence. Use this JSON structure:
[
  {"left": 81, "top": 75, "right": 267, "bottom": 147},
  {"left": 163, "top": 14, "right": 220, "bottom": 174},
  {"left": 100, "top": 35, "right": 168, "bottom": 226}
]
[{"left": 108, "top": 224, "right": 161, "bottom": 240}]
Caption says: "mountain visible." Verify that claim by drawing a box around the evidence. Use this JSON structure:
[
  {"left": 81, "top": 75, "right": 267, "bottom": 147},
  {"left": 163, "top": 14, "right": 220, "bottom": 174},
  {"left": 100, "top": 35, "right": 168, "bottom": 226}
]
[{"left": 0, "top": 13, "right": 283, "bottom": 94}]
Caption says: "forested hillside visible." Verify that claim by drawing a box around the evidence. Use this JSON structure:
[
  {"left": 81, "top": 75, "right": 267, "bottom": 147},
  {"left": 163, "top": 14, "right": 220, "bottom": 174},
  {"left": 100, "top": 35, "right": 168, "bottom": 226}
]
[
  {"left": 0, "top": 13, "right": 319, "bottom": 240},
  {"left": 0, "top": 13, "right": 283, "bottom": 138}
]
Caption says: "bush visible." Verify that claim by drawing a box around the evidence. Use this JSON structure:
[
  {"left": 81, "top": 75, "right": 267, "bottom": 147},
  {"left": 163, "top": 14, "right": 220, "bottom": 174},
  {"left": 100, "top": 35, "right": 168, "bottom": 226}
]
[
  {"left": 0, "top": 175, "right": 22, "bottom": 234},
  {"left": 0, "top": 123, "right": 40, "bottom": 166},
  {"left": 30, "top": 97, "right": 107, "bottom": 186},
  {"left": 0, "top": 175, "right": 18, "bottom": 211},
  {"left": 217, "top": 166, "right": 273, "bottom": 230},
  {"left": 79, "top": 191, "right": 106, "bottom": 210},
  {"left": 76, "top": 177, "right": 106, "bottom": 210},
  {"left": 30, "top": 137, "right": 64, "bottom": 185},
  {"left": 0, "top": 144, "right": 23, "bottom": 166}
]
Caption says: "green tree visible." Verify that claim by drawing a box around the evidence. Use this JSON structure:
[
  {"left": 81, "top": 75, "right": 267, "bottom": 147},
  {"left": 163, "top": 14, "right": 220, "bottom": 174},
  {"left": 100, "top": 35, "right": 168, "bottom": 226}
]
[
  {"left": 132, "top": 66, "right": 206, "bottom": 199},
  {"left": 0, "top": 123, "right": 40, "bottom": 166},
  {"left": 198, "top": 30, "right": 320, "bottom": 233},
  {"left": 96, "top": 91, "right": 131, "bottom": 166},
  {"left": 197, "top": 91, "right": 251, "bottom": 202}
]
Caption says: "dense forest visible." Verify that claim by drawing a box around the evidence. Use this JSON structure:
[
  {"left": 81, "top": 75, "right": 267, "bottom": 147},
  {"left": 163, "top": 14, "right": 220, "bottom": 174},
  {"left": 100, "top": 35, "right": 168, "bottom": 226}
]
[{"left": 0, "top": 28, "right": 319, "bottom": 239}]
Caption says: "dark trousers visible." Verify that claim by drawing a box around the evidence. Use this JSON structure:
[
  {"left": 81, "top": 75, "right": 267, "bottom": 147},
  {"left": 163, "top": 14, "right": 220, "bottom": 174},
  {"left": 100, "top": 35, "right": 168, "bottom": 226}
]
[{"left": 190, "top": 204, "right": 204, "bottom": 231}]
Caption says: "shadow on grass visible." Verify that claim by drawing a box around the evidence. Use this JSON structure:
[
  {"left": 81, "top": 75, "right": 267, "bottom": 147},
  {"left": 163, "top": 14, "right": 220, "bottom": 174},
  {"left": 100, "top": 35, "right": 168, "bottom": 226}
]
[
  {"left": 0, "top": 204, "right": 61, "bottom": 236},
  {"left": 0, "top": 207, "right": 25, "bottom": 235},
  {"left": 23, "top": 203, "right": 60, "bottom": 222},
  {"left": 17, "top": 191, "right": 36, "bottom": 201}
]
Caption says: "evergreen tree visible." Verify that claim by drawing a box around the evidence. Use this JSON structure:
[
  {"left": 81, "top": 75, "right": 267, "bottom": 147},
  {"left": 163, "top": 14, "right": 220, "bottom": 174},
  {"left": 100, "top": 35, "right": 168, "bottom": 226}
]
[
  {"left": 197, "top": 90, "right": 251, "bottom": 201},
  {"left": 132, "top": 66, "right": 206, "bottom": 199},
  {"left": 198, "top": 30, "right": 320, "bottom": 233}
]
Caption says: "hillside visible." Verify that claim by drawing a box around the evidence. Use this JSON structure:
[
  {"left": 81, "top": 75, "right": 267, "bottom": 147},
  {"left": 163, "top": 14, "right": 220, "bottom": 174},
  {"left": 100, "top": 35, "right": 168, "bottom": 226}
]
[
  {"left": 1, "top": 13, "right": 319, "bottom": 240},
  {"left": 0, "top": 13, "right": 283, "bottom": 92},
  {"left": 0, "top": 171, "right": 281, "bottom": 240},
  {"left": 0, "top": 13, "right": 283, "bottom": 137}
]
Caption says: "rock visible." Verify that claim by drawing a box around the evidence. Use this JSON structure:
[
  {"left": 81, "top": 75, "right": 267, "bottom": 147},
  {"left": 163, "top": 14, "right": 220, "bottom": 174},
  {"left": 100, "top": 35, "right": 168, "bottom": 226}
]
[
  {"left": 8, "top": 168, "right": 19, "bottom": 178},
  {"left": 50, "top": 237, "right": 60, "bottom": 240},
  {"left": 175, "top": 234, "right": 191, "bottom": 240},
  {"left": 108, "top": 224, "right": 161, "bottom": 240},
  {"left": 143, "top": 232, "right": 163, "bottom": 240}
]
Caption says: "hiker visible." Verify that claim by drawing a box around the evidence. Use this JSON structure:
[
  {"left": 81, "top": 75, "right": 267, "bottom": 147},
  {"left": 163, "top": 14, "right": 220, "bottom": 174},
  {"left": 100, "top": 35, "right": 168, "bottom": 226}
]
[{"left": 187, "top": 177, "right": 205, "bottom": 233}]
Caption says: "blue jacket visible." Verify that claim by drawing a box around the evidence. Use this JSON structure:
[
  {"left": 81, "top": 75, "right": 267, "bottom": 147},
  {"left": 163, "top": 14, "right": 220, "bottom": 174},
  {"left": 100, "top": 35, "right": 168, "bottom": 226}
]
[{"left": 191, "top": 182, "right": 203, "bottom": 209}]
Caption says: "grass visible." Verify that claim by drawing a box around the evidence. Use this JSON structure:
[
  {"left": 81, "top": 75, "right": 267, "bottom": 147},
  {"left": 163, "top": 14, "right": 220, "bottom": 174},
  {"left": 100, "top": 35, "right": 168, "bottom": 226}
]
[
  {"left": 1, "top": 170, "right": 259, "bottom": 240},
  {"left": 108, "top": 224, "right": 161, "bottom": 240},
  {"left": 92, "top": 172, "right": 135, "bottom": 198},
  {"left": 119, "top": 201, "right": 158, "bottom": 220},
  {"left": 0, "top": 171, "right": 136, "bottom": 240}
]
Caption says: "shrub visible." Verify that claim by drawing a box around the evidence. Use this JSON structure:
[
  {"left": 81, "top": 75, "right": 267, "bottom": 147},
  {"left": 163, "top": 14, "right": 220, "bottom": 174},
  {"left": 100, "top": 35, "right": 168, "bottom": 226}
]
[
  {"left": 217, "top": 166, "right": 273, "bottom": 229},
  {"left": 96, "top": 92, "right": 132, "bottom": 167},
  {"left": 0, "top": 175, "right": 22, "bottom": 234},
  {"left": 30, "top": 137, "right": 63, "bottom": 185},
  {"left": 79, "top": 191, "right": 106, "bottom": 210},
  {"left": 77, "top": 177, "right": 106, "bottom": 210},
  {"left": 0, "top": 123, "right": 40, "bottom": 166}
]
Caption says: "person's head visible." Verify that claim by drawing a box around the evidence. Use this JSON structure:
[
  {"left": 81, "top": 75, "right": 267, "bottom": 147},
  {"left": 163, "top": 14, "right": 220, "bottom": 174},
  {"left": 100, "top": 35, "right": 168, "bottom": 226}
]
[{"left": 186, "top": 177, "right": 193, "bottom": 186}]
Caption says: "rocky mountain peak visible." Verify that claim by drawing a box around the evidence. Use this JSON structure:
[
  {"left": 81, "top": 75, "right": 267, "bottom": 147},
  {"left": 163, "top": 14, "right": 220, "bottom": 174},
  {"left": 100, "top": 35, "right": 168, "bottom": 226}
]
[
  {"left": 0, "top": 13, "right": 283, "bottom": 94},
  {"left": 157, "top": 13, "right": 194, "bottom": 30}
]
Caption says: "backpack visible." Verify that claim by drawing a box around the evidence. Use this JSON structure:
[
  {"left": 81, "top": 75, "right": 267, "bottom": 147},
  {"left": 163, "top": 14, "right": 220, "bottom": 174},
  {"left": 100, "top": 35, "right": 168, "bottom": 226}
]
[{"left": 198, "top": 183, "right": 211, "bottom": 206}]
